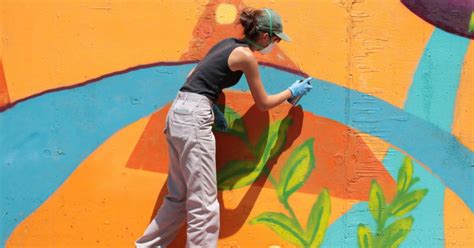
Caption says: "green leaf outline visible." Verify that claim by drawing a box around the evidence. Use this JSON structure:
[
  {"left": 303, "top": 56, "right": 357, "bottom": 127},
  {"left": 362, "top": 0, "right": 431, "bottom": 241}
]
[
  {"left": 357, "top": 156, "right": 429, "bottom": 248},
  {"left": 267, "top": 117, "right": 292, "bottom": 161},
  {"left": 217, "top": 160, "right": 259, "bottom": 190},
  {"left": 213, "top": 104, "right": 247, "bottom": 138},
  {"left": 357, "top": 224, "right": 374, "bottom": 248},
  {"left": 410, "top": 177, "right": 420, "bottom": 188},
  {"left": 277, "top": 138, "right": 316, "bottom": 202},
  {"left": 223, "top": 105, "right": 247, "bottom": 137},
  {"left": 368, "top": 180, "right": 386, "bottom": 224},
  {"left": 469, "top": 10, "right": 474, "bottom": 33},
  {"left": 216, "top": 118, "right": 293, "bottom": 191},
  {"left": 378, "top": 216, "right": 414, "bottom": 248},
  {"left": 255, "top": 118, "right": 292, "bottom": 162},
  {"left": 389, "top": 189, "right": 428, "bottom": 217},
  {"left": 306, "top": 189, "right": 331, "bottom": 247},
  {"left": 397, "top": 157, "right": 413, "bottom": 193},
  {"left": 250, "top": 212, "right": 306, "bottom": 246}
]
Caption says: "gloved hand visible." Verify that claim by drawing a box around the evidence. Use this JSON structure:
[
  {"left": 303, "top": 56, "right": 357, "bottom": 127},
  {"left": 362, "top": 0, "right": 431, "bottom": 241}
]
[
  {"left": 288, "top": 77, "right": 313, "bottom": 97},
  {"left": 212, "top": 104, "right": 229, "bottom": 132}
]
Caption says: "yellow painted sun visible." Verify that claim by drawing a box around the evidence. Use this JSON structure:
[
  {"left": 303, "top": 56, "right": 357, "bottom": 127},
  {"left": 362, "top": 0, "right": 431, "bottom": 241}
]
[{"left": 215, "top": 3, "right": 237, "bottom": 24}]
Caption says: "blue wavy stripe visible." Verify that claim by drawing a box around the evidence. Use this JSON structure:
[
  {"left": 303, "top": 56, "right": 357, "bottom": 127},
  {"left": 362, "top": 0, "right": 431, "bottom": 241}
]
[
  {"left": 1, "top": 55, "right": 472, "bottom": 244},
  {"left": 323, "top": 28, "right": 471, "bottom": 248},
  {"left": 0, "top": 64, "right": 193, "bottom": 245}
]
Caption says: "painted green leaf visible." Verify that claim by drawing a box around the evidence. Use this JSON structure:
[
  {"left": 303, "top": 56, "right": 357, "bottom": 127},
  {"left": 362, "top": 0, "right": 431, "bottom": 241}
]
[
  {"left": 256, "top": 118, "right": 292, "bottom": 162},
  {"left": 267, "top": 117, "right": 292, "bottom": 161},
  {"left": 223, "top": 105, "right": 247, "bottom": 137},
  {"left": 409, "top": 177, "right": 420, "bottom": 188},
  {"left": 357, "top": 224, "right": 374, "bottom": 248},
  {"left": 306, "top": 189, "right": 331, "bottom": 247},
  {"left": 389, "top": 189, "right": 428, "bottom": 217},
  {"left": 378, "top": 216, "right": 414, "bottom": 248},
  {"left": 277, "top": 138, "right": 315, "bottom": 201},
  {"left": 368, "top": 180, "right": 386, "bottom": 224},
  {"left": 255, "top": 120, "right": 279, "bottom": 159},
  {"left": 397, "top": 157, "right": 413, "bottom": 193},
  {"left": 213, "top": 104, "right": 247, "bottom": 138},
  {"left": 217, "top": 160, "right": 261, "bottom": 190},
  {"left": 469, "top": 11, "right": 474, "bottom": 33},
  {"left": 250, "top": 212, "right": 305, "bottom": 246}
]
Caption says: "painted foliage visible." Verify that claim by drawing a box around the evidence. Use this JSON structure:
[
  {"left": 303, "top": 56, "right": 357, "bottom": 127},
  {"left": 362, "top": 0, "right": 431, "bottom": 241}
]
[{"left": 1, "top": 0, "right": 472, "bottom": 247}]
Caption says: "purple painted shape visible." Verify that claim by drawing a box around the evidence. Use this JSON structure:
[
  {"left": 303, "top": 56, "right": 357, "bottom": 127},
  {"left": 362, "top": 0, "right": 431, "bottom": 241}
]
[{"left": 401, "top": 0, "right": 474, "bottom": 39}]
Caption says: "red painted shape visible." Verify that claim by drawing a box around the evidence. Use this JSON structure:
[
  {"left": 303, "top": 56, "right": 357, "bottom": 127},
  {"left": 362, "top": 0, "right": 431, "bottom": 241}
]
[
  {"left": 0, "top": 58, "right": 10, "bottom": 108},
  {"left": 128, "top": 91, "right": 396, "bottom": 202},
  {"left": 125, "top": 104, "right": 171, "bottom": 172},
  {"left": 215, "top": 92, "right": 397, "bottom": 202},
  {"left": 127, "top": 0, "right": 305, "bottom": 174},
  {"left": 180, "top": 0, "right": 299, "bottom": 71},
  {"left": 165, "top": 91, "right": 397, "bottom": 247}
]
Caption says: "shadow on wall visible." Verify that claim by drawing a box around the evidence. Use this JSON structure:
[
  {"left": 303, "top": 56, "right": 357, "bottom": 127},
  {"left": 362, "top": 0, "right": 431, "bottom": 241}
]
[{"left": 148, "top": 92, "right": 305, "bottom": 246}]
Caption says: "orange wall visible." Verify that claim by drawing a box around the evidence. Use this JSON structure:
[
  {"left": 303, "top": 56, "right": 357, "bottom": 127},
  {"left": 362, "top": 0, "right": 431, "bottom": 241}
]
[{"left": 1, "top": 0, "right": 472, "bottom": 247}]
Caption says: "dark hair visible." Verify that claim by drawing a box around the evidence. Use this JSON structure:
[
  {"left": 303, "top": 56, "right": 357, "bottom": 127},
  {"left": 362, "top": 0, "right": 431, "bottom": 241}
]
[{"left": 239, "top": 8, "right": 263, "bottom": 40}]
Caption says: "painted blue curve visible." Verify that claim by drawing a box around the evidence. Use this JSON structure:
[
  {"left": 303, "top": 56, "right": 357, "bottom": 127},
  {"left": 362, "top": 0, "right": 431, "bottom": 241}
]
[
  {"left": 0, "top": 64, "right": 194, "bottom": 245},
  {"left": 1, "top": 41, "right": 472, "bottom": 244},
  {"left": 405, "top": 28, "right": 470, "bottom": 132},
  {"left": 323, "top": 28, "right": 471, "bottom": 247},
  {"left": 381, "top": 28, "right": 470, "bottom": 247}
]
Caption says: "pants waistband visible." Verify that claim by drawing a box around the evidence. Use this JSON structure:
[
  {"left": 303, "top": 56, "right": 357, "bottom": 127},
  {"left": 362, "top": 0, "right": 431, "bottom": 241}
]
[{"left": 176, "top": 91, "right": 213, "bottom": 105}]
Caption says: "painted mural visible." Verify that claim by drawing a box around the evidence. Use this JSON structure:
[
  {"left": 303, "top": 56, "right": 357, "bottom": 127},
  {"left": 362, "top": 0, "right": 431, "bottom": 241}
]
[{"left": 1, "top": 0, "right": 472, "bottom": 247}]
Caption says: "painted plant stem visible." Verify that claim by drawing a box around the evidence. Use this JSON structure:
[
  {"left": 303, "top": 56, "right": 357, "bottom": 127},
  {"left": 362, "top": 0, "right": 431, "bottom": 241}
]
[
  {"left": 358, "top": 157, "right": 428, "bottom": 248},
  {"left": 251, "top": 138, "right": 331, "bottom": 247},
  {"left": 216, "top": 110, "right": 293, "bottom": 190},
  {"left": 214, "top": 106, "right": 331, "bottom": 246}
]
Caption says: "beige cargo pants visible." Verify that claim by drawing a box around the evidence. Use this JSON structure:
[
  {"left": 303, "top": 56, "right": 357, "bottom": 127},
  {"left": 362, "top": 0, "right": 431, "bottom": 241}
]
[{"left": 135, "top": 91, "right": 219, "bottom": 248}]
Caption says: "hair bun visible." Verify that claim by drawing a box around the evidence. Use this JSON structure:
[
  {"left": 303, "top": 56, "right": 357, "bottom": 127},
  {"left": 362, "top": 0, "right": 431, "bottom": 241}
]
[{"left": 239, "top": 7, "right": 261, "bottom": 40}]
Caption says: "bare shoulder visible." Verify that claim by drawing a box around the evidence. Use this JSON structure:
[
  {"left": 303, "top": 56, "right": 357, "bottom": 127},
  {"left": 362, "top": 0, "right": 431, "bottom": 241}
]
[
  {"left": 232, "top": 46, "right": 254, "bottom": 59},
  {"left": 228, "top": 46, "right": 257, "bottom": 71}
]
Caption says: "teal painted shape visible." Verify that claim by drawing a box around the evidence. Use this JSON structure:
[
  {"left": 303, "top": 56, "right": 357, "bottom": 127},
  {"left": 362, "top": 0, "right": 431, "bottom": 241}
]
[
  {"left": 323, "top": 28, "right": 470, "bottom": 247},
  {"left": 0, "top": 64, "right": 194, "bottom": 246},
  {"left": 1, "top": 28, "right": 472, "bottom": 245},
  {"left": 322, "top": 153, "right": 445, "bottom": 247},
  {"left": 383, "top": 149, "right": 445, "bottom": 247},
  {"left": 388, "top": 28, "right": 470, "bottom": 247},
  {"left": 404, "top": 28, "right": 470, "bottom": 132},
  {"left": 322, "top": 202, "right": 374, "bottom": 248}
]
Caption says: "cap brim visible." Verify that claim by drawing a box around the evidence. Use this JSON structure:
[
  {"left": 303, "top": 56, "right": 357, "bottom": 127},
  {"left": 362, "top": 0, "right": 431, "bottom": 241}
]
[{"left": 275, "top": 32, "right": 291, "bottom": 42}]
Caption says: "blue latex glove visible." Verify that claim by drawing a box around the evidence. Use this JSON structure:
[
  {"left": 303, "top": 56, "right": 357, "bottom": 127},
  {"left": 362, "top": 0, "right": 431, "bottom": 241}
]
[
  {"left": 212, "top": 104, "right": 228, "bottom": 132},
  {"left": 288, "top": 77, "right": 313, "bottom": 97}
]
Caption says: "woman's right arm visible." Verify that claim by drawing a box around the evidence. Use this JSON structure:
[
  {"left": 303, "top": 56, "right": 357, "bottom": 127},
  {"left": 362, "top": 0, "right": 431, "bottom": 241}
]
[{"left": 228, "top": 47, "right": 292, "bottom": 111}]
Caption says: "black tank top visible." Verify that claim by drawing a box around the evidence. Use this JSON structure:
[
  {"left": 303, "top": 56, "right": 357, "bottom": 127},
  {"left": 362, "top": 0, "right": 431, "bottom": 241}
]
[{"left": 180, "top": 38, "right": 249, "bottom": 102}]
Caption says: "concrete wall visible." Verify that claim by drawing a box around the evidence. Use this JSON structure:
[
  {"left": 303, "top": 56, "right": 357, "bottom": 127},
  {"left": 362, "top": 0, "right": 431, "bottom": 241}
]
[{"left": 1, "top": 0, "right": 472, "bottom": 247}]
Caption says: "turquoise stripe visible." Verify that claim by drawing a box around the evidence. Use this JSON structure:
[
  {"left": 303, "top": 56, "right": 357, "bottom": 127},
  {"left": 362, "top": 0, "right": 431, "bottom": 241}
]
[
  {"left": 405, "top": 28, "right": 470, "bottom": 131},
  {"left": 383, "top": 28, "right": 469, "bottom": 248},
  {"left": 0, "top": 64, "right": 193, "bottom": 245},
  {"left": 1, "top": 42, "right": 472, "bottom": 244},
  {"left": 324, "top": 28, "right": 471, "bottom": 248}
]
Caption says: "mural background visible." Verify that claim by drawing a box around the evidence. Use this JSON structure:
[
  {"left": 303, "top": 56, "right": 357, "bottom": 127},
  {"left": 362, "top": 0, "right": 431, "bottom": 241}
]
[{"left": 1, "top": 0, "right": 472, "bottom": 247}]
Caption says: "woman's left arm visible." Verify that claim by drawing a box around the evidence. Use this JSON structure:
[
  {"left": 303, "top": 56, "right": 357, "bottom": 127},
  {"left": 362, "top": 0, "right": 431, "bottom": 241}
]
[{"left": 229, "top": 47, "right": 292, "bottom": 111}]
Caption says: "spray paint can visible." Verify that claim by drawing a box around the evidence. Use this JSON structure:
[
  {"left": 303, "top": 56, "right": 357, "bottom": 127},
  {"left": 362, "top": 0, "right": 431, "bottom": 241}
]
[
  {"left": 287, "top": 80, "right": 311, "bottom": 106},
  {"left": 288, "top": 94, "right": 303, "bottom": 106}
]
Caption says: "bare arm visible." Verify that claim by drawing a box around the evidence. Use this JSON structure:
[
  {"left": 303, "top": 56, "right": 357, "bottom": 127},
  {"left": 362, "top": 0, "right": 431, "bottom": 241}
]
[{"left": 228, "top": 47, "right": 292, "bottom": 111}]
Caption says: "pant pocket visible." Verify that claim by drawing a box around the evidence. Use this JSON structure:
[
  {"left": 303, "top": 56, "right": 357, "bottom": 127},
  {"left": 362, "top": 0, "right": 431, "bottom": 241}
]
[{"left": 171, "top": 101, "right": 197, "bottom": 126}]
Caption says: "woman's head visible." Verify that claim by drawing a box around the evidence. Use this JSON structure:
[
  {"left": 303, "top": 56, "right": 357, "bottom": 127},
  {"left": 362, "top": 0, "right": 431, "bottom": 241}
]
[{"left": 239, "top": 7, "right": 291, "bottom": 52}]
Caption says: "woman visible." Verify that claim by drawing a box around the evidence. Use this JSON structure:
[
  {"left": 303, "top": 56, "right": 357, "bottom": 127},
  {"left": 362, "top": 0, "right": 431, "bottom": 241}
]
[{"left": 135, "top": 7, "right": 312, "bottom": 248}]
